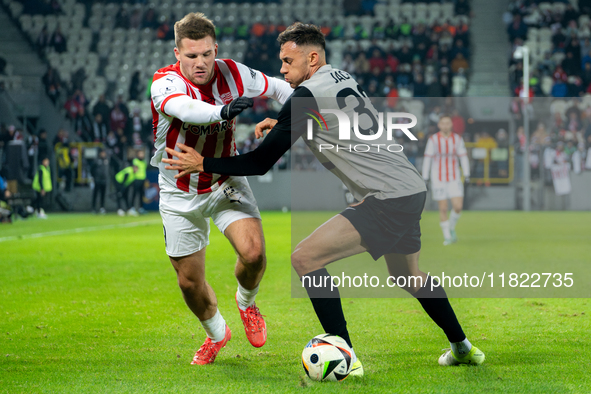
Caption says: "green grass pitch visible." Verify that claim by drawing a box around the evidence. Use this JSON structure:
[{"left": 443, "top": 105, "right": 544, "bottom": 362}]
[{"left": 1, "top": 211, "right": 590, "bottom": 393}]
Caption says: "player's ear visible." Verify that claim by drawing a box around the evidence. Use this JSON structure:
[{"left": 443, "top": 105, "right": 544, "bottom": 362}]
[
  {"left": 214, "top": 42, "right": 218, "bottom": 58},
  {"left": 174, "top": 47, "right": 181, "bottom": 61},
  {"left": 308, "top": 50, "right": 319, "bottom": 66}
]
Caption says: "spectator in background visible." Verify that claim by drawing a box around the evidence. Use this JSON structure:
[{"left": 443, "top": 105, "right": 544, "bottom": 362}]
[
  {"left": 507, "top": 14, "right": 528, "bottom": 42},
  {"left": 582, "top": 49, "right": 591, "bottom": 69},
  {"left": 91, "top": 149, "right": 109, "bottom": 214},
  {"left": 451, "top": 110, "right": 466, "bottom": 136},
  {"left": 455, "top": 0, "right": 472, "bottom": 16},
  {"left": 128, "top": 108, "right": 146, "bottom": 148},
  {"left": 42, "top": 66, "right": 62, "bottom": 104},
  {"left": 92, "top": 113, "right": 108, "bottom": 142},
  {"left": 567, "top": 76, "right": 585, "bottom": 97},
  {"left": 413, "top": 74, "right": 427, "bottom": 97},
  {"left": 553, "top": 65, "right": 568, "bottom": 83},
  {"left": 50, "top": 26, "right": 67, "bottom": 53},
  {"left": 562, "top": 51, "right": 580, "bottom": 76},
  {"left": 451, "top": 53, "right": 469, "bottom": 74},
  {"left": 397, "top": 44, "right": 413, "bottom": 65},
  {"left": 451, "top": 39, "right": 470, "bottom": 60},
  {"left": 36, "top": 26, "right": 51, "bottom": 53},
  {"left": 92, "top": 95, "right": 111, "bottom": 125},
  {"left": 142, "top": 7, "right": 159, "bottom": 29},
  {"left": 54, "top": 132, "right": 73, "bottom": 192},
  {"left": 110, "top": 101, "right": 128, "bottom": 133},
  {"left": 341, "top": 53, "right": 356, "bottom": 74},
  {"left": 37, "top": 129, "right": 50, "bottom": 162},
  {"left": 156, "top": 17, "right": 173, "bottom": 40},
  {"left": 129, "top": 71, "right": 143, "bottom": 101},
  {"left": 32, "top": 157, "right": 52, "bottom": 219},
  {"left": 71, "top": 67, "right": 86, "bottom": 92},
  {"left": 114, "top": 163, "right": 136, "bottom": 216},
  {"left": 73, "top": 106, "right": 93, "bottom": 142},
  {"left": 582, "top": 62, "right": 591, "bottom": 88},
  {"left": 129, "top": 8, "right": 142, "bottom": 29},
  {"left": 354, "top": 52, "right": 370, "bottom": 77},
  {"left": 64, "top": 94, "right": 82, "bottom": 120},
  {"left": 115, "top": 6, "right": 130, "bottom": 29},
  {"left": 130, "top": 150, "right": 147, "bottom": 214}
]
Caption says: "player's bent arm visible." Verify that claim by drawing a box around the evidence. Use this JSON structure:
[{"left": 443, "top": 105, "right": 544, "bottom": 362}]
[
  {"left": 203, "top": 125, "right": 293, "bottom": 176},
  {"left": 163, "top": 95, "right": 223, "bottom": 125},
  {"left": 264, "top": 77, "right": 294, "bottom": 105}
]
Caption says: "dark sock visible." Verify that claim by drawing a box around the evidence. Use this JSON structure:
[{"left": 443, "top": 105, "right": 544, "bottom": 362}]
[
  {"left": 301, "top": 268, "right": 353, "bottom": 348},
  {"left": 413, "top": 276, "right": 466, "bottom": 343}
]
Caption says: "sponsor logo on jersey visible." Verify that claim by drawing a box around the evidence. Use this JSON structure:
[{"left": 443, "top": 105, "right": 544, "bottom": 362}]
[
  {"left": 160, "top": 85, "right": 177, "bottom": 95},
  {"left": 183, "top": 118, "right": 235, "bottom": 136},
  {"left": 220, "top": 92, "right": 233, "bottom": 104},
  {"left": 248, "top": 67, "right": 257, "bottom": 80}
]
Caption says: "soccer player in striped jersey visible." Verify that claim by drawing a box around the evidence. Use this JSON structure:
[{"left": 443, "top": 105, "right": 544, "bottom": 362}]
[
  {"left": 163, "top": 22, "right": 485, "bottom": 373},
  {"left": 150, "top": 13, "right": 293, "bottom": 365},
  {"left": 421, "top": 116, "right": 470, "bottom": 245}
]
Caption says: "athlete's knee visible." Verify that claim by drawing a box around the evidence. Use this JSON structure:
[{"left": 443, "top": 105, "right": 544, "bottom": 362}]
[
  {"left": 237, "top": 242, "right": 265, "bottom": 267},
  {"left": 291, "top": 249, "right": 318, "bottom": 277},
  {"left": 176, "top": 271, "right": 205, "bottom": 294}
]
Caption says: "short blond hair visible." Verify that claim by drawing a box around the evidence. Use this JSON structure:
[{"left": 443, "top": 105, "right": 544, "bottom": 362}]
[{"left": 174, "top": 13, "right": 216, "bottom": 48}]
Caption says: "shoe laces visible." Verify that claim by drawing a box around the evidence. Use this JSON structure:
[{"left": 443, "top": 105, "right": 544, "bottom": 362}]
[
  {"left": 195, "top": 338, "right": 216, "bottom": 360},
  {"left": 243, "top": 304, "right": 265, "bottom": 332}
]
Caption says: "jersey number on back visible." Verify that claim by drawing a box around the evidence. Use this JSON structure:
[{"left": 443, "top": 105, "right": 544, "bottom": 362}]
[{"left": 336, "top": 84, "right": 379, "bottom": 136}]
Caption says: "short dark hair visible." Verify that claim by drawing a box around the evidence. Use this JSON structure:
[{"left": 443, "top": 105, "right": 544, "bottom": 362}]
[
  {"left": 277, "top": 22, "right": 325, "bottom": 50},
  {"left": 174, "top": 13, "right": 216, "bottom": 48}
]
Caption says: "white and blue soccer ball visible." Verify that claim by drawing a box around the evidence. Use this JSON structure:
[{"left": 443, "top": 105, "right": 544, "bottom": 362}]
[{"left": 301, "top": 334, "right": 353, "bottom": 382}]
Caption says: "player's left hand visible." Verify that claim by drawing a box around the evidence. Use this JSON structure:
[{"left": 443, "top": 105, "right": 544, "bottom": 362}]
[
  {"left": 255, "top": 118, "right": 278, "bottom": 139},
  {"left": 163, "top": 143, "right": 204, "bottom": 178}
]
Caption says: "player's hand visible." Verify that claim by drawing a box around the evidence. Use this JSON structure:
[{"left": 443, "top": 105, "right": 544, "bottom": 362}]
[
  {"left": 221, "top": 97, "right": 253, "bottom": 120},
  {"left": 163, "top": 143, "right": 204, "bottom": 178},
  {"left": 255, "top": 118, "right": 278, "bottom": 139}
]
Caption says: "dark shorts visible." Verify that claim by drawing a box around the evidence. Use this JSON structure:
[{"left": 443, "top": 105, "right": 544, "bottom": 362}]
[{"left": 340, "top": 191, "right": 426, "bottom": 260}]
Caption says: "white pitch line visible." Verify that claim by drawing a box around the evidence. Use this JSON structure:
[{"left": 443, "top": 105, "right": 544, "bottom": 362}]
[{"left": 0, "top": 220, "right": 161, "bottom": 243}]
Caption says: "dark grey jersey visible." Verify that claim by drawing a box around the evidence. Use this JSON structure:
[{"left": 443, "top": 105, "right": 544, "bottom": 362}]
[{"left": 295, "top": 64, "right": 426, "bottom": 201}]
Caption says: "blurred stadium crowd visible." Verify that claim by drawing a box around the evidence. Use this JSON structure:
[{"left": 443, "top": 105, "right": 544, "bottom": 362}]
[
  {"left": 505, "top": 0, "right": 591, "bottom": 97},
  {"left": 1, "top": 0, "right": 591, "bottom": 217}
]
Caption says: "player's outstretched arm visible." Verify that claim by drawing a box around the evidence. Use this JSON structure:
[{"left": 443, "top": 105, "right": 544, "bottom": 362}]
[
  {"left": 164, "top": 95, "right": 253, "bottom": 125},
  {"left": 162, "top": 125, "right": 293, "bottom": 178}
]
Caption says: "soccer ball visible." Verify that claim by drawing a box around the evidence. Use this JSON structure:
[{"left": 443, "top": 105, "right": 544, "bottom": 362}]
[{"left": 301, "top": 334, "right": 353, "bottom": 382}]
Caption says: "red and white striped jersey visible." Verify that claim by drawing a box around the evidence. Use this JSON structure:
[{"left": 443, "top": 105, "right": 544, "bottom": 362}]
[
  {"left": 422, "top": 131, "right": 470, "bottom": 182},
  {"left": 150, "top": 59, "right": 292, "bottom": 194}
]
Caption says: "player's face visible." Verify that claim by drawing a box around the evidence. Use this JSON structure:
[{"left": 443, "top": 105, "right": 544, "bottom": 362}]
[
  {"left": 438, "top": 117, "right": 453, "bottom": 134},
  {"left": 174, "top": 36, "right": 218, "bottom": 86},
  {"left": 279, "top": 42, "right": 309, "bottom": 88}
]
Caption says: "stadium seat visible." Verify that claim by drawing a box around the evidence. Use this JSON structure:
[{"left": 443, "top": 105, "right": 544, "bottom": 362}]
[
  {"left": 9, "top": 1, "right": 23, "bottom": 18},
  {"left": 441, "top": 3, "right": 454, "bottom": 20}
]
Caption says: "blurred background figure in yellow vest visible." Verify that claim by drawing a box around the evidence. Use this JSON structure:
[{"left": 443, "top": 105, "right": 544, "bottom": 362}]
[
  {"left": 32, "top": 157, "right": 52, "bottom": 219},
  {"left": 114, "top": 164, "right": 137, "bottom": 217},
  {"left": 130, "top": 150, "right": 147, "bottom": 215}
]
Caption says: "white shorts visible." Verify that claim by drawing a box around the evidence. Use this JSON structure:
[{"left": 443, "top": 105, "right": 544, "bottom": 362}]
[
  {"left": 159, "top": 176, "right": 261, "bottom": 257},
  {"left": 430, "top": 178, "right": 464, "bottom": 201}
]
